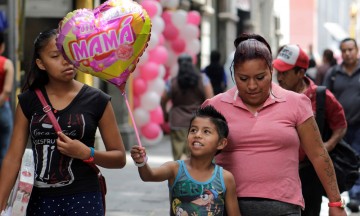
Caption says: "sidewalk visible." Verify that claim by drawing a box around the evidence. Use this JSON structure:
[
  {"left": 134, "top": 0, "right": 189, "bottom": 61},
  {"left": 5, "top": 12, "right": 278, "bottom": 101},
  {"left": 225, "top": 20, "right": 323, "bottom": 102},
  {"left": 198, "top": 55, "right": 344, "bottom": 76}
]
[{"left": 101, "top": 134, "right": 172, "bottom": 216}]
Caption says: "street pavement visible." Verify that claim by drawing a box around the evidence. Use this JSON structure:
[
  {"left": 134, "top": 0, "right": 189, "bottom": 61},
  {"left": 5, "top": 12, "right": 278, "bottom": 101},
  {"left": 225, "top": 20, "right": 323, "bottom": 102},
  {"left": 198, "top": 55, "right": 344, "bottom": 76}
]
[{"left": 100, "top": 134, "right": 357, "bottom": 216}]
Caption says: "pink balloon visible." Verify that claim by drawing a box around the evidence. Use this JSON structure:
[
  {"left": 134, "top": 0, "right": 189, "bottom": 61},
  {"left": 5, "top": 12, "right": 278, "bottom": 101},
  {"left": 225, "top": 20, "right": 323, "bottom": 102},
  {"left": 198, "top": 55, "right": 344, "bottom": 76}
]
[
  {"left": 133, "top": 95, "right": 140, "bottom": 108},
  {"left": 187, "top": 11, "right": 201, "bottom": 26},
  {"left": 133, "top": 77, "right": 147, "bottom": 96},
  {"left": 171, "top": 38, "right": 186, "bottom": 53},
  {"left": 158, "top": 34, "right": 165, "bottom": 45},
  {"left": 191, "top": 55, "right": 198, "bottom": 65},
  {"left": 163, "top": 24, "right": 179, "bottom": 41},
  {"left": 150, "top": 106, "right": 164, "bottom": 124},
  {"left": 140, "top": 62, "right": 159, "bottom": 81},
  {"left": 141, "top": 122, "right": 161, "bottom": 139},
  {"left": 148, "top": 46, "right": 168, "bottom": 64},
  {"left": 162, "top": 11, "right": 173, "bottom": 24},
  {"left": 141, "top": 0, "right": 158, "bottom": 18}
]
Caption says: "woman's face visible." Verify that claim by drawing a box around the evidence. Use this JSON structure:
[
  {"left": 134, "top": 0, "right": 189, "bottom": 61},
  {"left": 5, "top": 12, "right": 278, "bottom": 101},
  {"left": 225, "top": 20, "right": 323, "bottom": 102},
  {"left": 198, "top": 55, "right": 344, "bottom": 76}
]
[{"left": 234, "top": 58, "right": 272, "bottom": 110}]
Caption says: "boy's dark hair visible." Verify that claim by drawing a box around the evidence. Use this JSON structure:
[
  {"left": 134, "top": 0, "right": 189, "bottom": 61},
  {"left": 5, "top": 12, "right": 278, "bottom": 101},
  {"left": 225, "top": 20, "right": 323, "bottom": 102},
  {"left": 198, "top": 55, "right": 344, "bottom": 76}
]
[
  {"left": 22, "top": 29, "right": 57, "bottom": 92},
  {"left": 190, "top": 105, "right": 229, "bottom": 140}
]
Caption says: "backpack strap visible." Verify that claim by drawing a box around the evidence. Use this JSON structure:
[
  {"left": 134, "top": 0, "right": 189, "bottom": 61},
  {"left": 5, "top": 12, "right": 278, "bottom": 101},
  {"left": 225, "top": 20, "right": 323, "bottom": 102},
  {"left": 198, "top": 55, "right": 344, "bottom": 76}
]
[
  {"left": 315, "top": 86, "right": 327, "bottom": 135},
  {"left": 328, "top": 67, "right": 337, "bottom": 92}
]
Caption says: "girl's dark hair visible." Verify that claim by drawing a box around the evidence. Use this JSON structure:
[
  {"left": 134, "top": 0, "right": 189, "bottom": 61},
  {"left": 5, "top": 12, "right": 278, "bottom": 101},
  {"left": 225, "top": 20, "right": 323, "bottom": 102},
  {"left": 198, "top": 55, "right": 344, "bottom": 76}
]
[
  {"left": 177, "top": 53, "right": 199, "bottom": 91},
  {"left": 22, "top": 29, "right": 57, "bottom": 92}
]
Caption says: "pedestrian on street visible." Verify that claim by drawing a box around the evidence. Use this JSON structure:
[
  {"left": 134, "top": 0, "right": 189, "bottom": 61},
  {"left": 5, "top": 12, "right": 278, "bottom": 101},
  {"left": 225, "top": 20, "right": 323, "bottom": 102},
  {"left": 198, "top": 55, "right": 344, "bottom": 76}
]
[
  {"left": 0, "top": 29, "right": 127, "bottom": 215},
  {"left": 315, "top": 48, "right": 337, "bottom": 85},
  {"left": 323, "top": 37, "right": 360, "bottom": 213},
  {"left": 131, "top": 105, "right": 241, "bottom": 216},
  {"left": 0, "top": 31, "right": 14, "bottom": 167},
  {"left": 274, "top": 44, "right": 347, "bottom": 216},
  {"left": 202, "top": 33, "right": 347, "bottom": 216},
  {"left": 161, "top": 53, "right": 213, "bottom": 161},
  {"left": 203, "top": 50, "right": 227, "bottom": 95}
]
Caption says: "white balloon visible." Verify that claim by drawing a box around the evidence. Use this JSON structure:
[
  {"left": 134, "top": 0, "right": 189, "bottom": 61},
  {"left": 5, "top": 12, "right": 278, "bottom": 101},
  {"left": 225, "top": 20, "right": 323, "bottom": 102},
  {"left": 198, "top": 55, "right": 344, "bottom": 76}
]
[
  {"left": 171, "top": 10, "right": 187, "bottom": 28},
  {"left": 148, "top": 78, "right": 165, "bottom": 95},
  {"left": 137, "top": 51, "right": 149, "bottom": 66},
  {"left": 158, "top": 65, "right": 166, "bottom": 79},
  {"left": 140, "top": 91, "right": 161, "bottom": 111},
  {"left": 159, "top": 0, "right": 168, "bottom": 7},
  {"left": 170, "top": 64, "right": 179, "bottom": 77},
  {"left": 151, "top": 16, "right": 165, "bottom": 34},
  {"left": 134, "top": 108, "right": 150, "bottom": 127},
  {"left": 153, "top": 1, "right": 163, "bottom": 17},
  {"left": 185, "top": 39, "right": 200, "bottom": 55},
  {"left": 147, "top": 33, "right": 159, "bottom": 50},
  {"left": 165, "top": 0, "right": 179, "bottom": 9},
  {"left": 180, "top": 24, "right": 199, "bottom": 42},
  {"left": 165, "top": 49, "right": 178, "bottom": 67}
]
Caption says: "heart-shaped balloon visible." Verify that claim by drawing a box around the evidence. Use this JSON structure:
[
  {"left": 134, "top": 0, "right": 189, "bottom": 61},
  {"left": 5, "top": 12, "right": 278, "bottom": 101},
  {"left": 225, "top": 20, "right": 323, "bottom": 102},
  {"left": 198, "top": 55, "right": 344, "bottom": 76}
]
[{"left": 56, "top": 0, "right": 151, "bottom": 87}]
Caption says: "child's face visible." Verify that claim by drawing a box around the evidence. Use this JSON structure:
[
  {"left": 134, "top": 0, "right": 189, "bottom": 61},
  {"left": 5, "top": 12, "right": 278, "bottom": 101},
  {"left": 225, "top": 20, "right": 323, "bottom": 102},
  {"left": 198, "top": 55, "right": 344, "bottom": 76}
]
[
  {"left": 36, "top": 37, "right": 76, "bottom": 82},
  {"left": 188, "top": 117, "right": 226, "bottom": 156}
]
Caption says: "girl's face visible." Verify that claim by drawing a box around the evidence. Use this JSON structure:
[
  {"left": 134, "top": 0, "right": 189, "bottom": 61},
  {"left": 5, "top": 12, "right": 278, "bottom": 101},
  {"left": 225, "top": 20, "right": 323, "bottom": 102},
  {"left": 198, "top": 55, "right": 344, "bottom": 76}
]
[
  {"left": 234, "top": 58, "right": 272, "bottom": 110},
  {"left": 36, "top": 37, "right": 76, "bottom": 82},
  {"left": 188, "top": 117, "right": 226, "bottom": 157}
]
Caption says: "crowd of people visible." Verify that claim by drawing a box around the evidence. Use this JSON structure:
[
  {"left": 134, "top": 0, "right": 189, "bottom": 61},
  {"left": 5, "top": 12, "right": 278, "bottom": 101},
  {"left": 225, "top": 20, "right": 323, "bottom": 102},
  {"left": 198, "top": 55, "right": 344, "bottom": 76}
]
[{"left": 0, "top": 26, "right": 359, "bottom": 216}]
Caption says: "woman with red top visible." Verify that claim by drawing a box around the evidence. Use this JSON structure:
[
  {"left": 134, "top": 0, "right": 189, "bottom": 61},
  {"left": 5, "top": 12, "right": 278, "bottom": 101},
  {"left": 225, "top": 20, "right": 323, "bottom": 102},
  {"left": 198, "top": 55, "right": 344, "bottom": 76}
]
[{"left": 0, "top": 31, "right": 14, "bottom": 167}]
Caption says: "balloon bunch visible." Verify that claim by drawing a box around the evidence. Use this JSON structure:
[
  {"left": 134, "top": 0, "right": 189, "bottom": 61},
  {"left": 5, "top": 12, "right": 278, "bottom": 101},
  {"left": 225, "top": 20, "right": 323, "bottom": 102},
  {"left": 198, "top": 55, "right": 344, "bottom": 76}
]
[
  {"left": 132, "top": 0, "right": 167, "bottom": 144},
  {"left": 131, "top": 0, "right": 202, "bottom": 144}
]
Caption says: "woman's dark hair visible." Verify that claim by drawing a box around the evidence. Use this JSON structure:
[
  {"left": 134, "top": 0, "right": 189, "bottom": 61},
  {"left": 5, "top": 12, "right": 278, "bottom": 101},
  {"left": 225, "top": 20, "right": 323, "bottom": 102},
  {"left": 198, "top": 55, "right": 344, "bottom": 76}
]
[
  {"left": 323, "top": 49, "right": 337, "bottom": 66},
  {"left": 177, "top": 53, "right": 199, "bottom": 91},
  {"left": 22, "top": 29, "right": 57, "bottom": 92},
  {"left": 232, "top": 33, "right": 273, "bottom": 70}
]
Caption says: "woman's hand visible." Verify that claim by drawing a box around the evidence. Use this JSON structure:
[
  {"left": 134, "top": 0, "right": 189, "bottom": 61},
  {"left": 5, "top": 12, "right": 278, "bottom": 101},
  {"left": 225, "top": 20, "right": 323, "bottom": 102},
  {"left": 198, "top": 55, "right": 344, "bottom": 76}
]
[{"left": 56, "top": 132, "right": 90, "bottom": 160}]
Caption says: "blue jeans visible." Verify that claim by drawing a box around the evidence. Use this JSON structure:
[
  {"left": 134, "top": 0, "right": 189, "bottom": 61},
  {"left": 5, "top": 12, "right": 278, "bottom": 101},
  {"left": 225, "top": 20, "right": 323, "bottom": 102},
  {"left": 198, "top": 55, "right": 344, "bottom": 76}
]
[
  {"left": 0, "top": 101, "right": 13, "bottom": 166},
  {"left": 344, "top": 125, "right": 360, "bottom": 201}
]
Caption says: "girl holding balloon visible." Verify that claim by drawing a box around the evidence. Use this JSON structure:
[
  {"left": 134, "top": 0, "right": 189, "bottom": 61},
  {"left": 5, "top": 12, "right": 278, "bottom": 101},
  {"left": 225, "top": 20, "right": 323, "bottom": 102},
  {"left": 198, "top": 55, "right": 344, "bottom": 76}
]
[{"left": 0, "top": 29, "right": 126, "bottom": 215}]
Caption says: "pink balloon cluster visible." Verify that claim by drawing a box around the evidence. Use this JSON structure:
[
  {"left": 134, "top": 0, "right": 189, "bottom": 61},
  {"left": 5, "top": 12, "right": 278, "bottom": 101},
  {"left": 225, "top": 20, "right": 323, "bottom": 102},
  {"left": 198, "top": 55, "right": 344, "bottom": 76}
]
[
  {"left": 161, "top": 9, "right": 201, "bottom": 78},
  {"left": 132, "top": 0, "right": 168, "bottom": 144},
  {"left": 132, "top": 0, "right": 202, "bottom": 144}
]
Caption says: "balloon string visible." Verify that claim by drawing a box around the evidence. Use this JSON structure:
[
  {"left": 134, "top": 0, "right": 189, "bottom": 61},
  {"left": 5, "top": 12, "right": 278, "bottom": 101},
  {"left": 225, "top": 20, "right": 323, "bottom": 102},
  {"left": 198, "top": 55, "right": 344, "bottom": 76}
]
[{"left": 122, "top": 91, "right": 142, "bottom": 147}]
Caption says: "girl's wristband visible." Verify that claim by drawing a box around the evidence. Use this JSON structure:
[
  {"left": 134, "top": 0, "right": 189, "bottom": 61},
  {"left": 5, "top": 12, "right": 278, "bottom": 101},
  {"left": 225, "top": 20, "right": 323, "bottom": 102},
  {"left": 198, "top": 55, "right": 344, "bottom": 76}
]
[
  {"left": 134, "top": 156, "right": 148, "bottom": 167},
  {"left": 83, "top": 147, "right": 95, "bottom": 163}
]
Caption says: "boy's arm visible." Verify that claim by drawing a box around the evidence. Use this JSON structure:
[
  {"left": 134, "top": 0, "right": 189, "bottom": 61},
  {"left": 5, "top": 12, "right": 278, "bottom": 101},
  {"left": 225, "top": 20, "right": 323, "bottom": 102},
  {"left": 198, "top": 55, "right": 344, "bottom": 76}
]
[
  {"left": 131, "top": 146, "right": 177, "bottom": 182},
  {"left": 223, "top": 170, "right": 241, "bottom": 216},
  {"left": 138, "top": 161, "right": 177, "bottom": 182}
]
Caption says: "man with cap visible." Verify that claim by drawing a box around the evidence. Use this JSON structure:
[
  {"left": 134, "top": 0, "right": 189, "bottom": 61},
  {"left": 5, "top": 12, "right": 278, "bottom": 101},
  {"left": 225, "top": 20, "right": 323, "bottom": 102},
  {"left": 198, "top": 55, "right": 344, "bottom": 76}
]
[{"left": 273, "top": 44, "right": 347, "bottom": 216}]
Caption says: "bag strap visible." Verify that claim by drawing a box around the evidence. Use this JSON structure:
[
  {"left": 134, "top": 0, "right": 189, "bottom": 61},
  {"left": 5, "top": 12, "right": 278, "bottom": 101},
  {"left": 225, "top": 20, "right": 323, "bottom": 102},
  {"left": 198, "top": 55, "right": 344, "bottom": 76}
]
[
  {"left": 34, "top": 89, "right": 101, "bottom": 174},
  {"left": 34, "top": 89, "right": 62, "bottom": 133},
  {"left": 328, "top": 67, "right": 337, "bottom": 92},
  {"left": 315, "top": 86, "right": 326, "bottom": 135}
]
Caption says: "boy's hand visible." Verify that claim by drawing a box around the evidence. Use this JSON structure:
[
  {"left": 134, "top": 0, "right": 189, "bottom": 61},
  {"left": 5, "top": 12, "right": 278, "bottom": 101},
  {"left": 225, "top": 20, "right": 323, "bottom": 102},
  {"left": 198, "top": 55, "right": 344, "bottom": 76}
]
[{"left": 130, "top": 145, "right": 147, "bottom": 164}]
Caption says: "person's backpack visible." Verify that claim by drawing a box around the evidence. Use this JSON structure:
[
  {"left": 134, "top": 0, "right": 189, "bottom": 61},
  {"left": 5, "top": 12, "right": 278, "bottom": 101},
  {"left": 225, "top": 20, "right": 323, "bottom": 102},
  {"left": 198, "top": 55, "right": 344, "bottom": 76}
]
[{"left": 316, "top": 86, "right": 360, "bottom": 193}]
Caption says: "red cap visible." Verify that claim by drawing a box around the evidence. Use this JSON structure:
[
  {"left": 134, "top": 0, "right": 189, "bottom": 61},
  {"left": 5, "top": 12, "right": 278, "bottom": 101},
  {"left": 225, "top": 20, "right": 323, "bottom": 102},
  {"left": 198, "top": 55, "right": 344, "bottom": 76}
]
[{"left": 273, "top": 44, "right": 310, "bottom": 72}]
